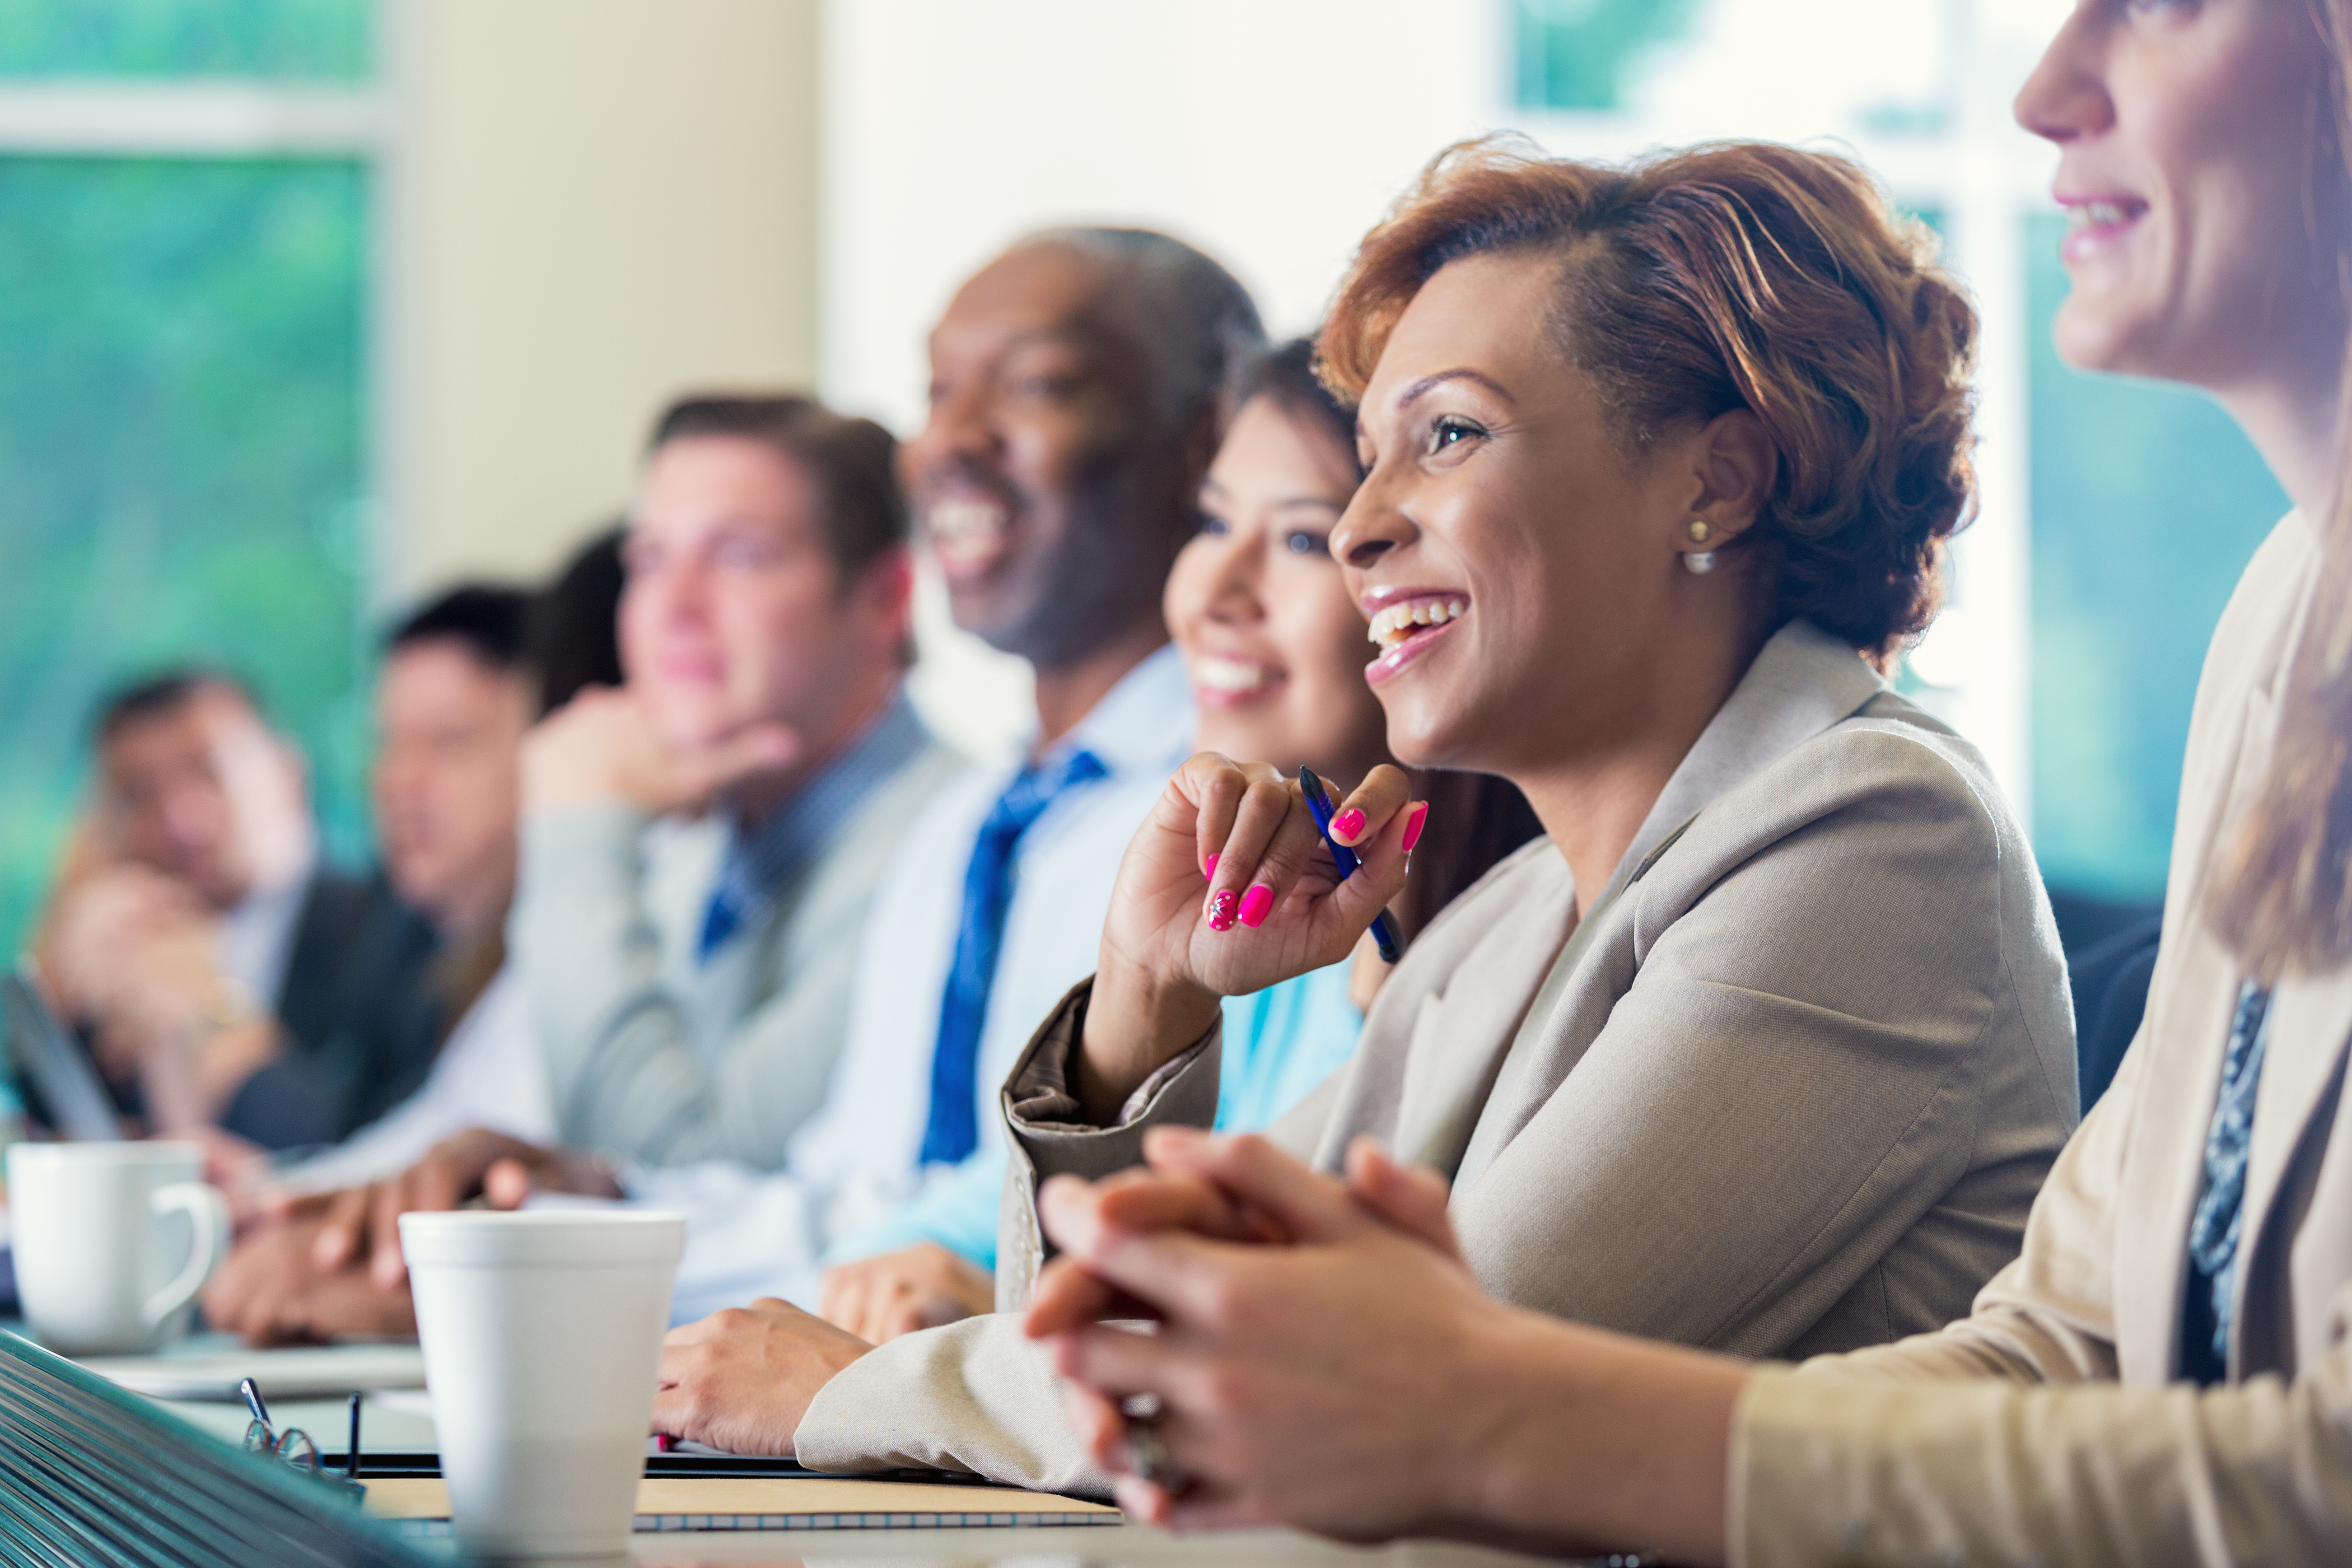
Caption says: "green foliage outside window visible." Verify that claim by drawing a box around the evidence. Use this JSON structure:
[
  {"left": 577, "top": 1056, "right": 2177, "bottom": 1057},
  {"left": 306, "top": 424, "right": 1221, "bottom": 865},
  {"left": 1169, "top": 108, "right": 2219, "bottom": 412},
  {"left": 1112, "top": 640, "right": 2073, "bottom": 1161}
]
[
  {"left": 0, "top": 0, "right": 370, "bottom": 79},
  {"left": 0, "top": 156, "right": 371, "bottom": 959},
  {"left": 2025, "top": 212, "right": 2287, "bottom": 900},
  {"left": 1514, "top": 0, "right": 1705, "bottom": 112}
]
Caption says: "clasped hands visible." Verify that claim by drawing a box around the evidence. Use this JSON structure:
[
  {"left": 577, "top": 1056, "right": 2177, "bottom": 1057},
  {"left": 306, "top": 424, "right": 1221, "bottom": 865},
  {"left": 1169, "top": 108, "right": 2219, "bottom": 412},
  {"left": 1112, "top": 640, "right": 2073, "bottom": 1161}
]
[
  {"left": 201, "top": 1130, "right": 623, "bottom": 1342},
  {"left": 1020, "top": 1128, "right": 1513, "bottom": 1537}
]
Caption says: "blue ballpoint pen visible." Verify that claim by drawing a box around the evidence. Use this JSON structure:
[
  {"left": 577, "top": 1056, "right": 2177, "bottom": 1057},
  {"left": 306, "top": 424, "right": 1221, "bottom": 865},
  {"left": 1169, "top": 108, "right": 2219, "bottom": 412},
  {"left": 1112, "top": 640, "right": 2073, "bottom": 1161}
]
[{"left": 1298, "top": 766, "right": 1406, "bottom": 964}]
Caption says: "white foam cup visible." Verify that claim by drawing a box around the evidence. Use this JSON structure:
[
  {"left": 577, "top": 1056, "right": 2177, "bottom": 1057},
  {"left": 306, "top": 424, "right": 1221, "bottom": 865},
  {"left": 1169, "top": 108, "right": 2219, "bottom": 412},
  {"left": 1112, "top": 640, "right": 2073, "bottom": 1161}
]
[
  {"left": 399, "top": 1209, "right": 685, "bottom": 1559},
  {"left": 6, "top": 1141, "right": 229, "bottom": 1356}
]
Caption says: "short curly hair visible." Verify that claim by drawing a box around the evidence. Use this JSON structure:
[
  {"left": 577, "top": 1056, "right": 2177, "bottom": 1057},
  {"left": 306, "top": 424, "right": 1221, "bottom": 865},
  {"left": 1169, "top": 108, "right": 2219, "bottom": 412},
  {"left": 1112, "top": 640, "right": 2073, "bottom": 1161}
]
[{"left": 1318, "top": 136, "right": 1978, "bottom": 659}]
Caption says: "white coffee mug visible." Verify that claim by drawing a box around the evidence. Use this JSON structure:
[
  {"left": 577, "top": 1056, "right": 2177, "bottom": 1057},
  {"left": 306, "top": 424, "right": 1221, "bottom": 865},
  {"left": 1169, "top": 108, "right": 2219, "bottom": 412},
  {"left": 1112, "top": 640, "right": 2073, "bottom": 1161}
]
[
  {"left": 6, "top": 1141, "right": 230, "bottom": 1356},
  {"left": 402, "top": 1208, "right": 685, "bottom": 1559}
]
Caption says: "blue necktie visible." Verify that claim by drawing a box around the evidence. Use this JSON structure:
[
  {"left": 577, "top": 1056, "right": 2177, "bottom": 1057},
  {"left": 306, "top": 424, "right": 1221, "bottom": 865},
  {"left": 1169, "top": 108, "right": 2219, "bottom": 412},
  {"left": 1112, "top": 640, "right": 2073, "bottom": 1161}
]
[
  {"left": 699, "top": 827, "right": 781, "bottom": 963},
  {"left": 698, "top": 874, "right": 749, "bottom": 962},
  {"left": 918, "top": 748, "right": 1108, "bottom": 1166},
  {"left": 2184, "top": 981, "right": 2272, "bottom": 1380}
]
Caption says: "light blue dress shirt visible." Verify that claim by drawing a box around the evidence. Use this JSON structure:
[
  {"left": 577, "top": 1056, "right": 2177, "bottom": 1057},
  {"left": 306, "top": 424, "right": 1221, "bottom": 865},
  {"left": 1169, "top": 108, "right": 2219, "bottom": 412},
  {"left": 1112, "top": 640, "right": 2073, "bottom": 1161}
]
[{"left": 825, "top": 958, "right": 1365, "bottom": 1272}]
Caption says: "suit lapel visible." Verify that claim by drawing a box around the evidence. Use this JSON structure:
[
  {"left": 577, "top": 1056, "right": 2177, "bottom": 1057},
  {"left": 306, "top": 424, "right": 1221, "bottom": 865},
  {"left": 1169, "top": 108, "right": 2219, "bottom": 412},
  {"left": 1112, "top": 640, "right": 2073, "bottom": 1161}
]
[
  {"left": 2113, "top": 652, "right": 2288, "bottom": 1384},
  {"left": 2112, "top": 922, "right": 2240, "bottom": 1385},
  {"left": 1592, "top": 622, "right": 1885, "bottom": 916},
  {"left": 2235, "top": 965, "right": 2352, "bottom": 1358},
  {"left": 1387, "top": 860, "right": 1579, "bottom": 1177}
]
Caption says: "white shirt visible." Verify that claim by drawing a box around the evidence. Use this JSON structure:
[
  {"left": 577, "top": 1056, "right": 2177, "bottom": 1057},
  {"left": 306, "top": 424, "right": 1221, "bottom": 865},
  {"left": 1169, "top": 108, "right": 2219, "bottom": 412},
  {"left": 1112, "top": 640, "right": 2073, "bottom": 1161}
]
[
  {"left": 214, "top": 847, "right": 316, "bottom": 1011},
  {"left": 274, "top": 964, "right": 554, "bottom": 1192},
  {"left": 632, "top": 645, "right": 1196, "bottom": 1320}
]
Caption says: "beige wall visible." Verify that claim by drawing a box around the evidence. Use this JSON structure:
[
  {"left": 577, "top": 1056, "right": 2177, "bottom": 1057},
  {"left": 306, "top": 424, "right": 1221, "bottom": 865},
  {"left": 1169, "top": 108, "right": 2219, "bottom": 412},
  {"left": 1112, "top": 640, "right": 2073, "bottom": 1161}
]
[{"left": 388, "top": 0, "right": 818, "bottom": 594}]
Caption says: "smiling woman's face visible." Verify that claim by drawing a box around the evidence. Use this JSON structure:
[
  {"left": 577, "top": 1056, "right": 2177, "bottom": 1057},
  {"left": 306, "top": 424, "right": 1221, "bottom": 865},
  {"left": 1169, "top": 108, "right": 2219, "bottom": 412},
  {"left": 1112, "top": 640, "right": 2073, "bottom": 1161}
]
[
  {"left": 1334, "top": 250, "right": 1714, "bottom": 776},
  {"left": 2018, "top": 0, "right": 2338, "bottom": 391},
  {"left": 1166, "top": 394, "right": 1387, "bottom": 782}
]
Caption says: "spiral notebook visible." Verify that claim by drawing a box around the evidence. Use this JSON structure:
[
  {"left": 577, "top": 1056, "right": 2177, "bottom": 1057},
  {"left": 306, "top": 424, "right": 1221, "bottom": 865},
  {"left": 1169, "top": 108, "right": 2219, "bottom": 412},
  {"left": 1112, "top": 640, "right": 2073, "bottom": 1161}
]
[
  {"left": 366, "top": 1475, "right": 1122, "bottom": 1534},
  {"left": 0, "top": 1329, "right": 428, "bottom": 1567}
]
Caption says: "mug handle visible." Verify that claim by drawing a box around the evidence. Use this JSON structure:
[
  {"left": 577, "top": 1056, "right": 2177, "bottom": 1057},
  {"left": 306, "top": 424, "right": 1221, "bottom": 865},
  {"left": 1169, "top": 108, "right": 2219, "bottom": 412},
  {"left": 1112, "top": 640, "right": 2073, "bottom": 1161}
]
[{"left": 143, "top": 1181, "right": 231, "bottom": 1329}]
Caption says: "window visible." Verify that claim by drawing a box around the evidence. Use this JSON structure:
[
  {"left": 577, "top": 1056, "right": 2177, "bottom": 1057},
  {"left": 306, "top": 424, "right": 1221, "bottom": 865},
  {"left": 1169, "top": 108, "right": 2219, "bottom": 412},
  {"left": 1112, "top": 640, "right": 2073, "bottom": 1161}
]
[
  {"left": 0, "top": 1, "right": 370, "bottom": 80},
  {"left": 0, "top": 0, "right": 377, "bottom": 959},
  {"left": 1513, "top": 0, "right": 1705, "bottom": 112}
]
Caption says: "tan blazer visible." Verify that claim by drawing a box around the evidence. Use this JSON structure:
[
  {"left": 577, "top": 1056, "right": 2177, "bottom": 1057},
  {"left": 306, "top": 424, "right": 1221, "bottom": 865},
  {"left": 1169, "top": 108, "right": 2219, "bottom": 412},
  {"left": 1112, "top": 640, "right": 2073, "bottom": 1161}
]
[
  {"left": 796, "top": 620, "right": 2078, "bottom": 1494},
  {"left": 1735, "top": 514, "right": 2352, "bottom": 1567}
]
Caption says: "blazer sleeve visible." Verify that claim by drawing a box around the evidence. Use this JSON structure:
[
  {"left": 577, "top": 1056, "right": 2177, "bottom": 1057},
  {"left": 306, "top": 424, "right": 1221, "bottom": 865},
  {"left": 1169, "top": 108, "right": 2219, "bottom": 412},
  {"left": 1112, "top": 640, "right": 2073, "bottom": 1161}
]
[
  {"left": 988, "top": 979, "right": 1347, "bottom": 1299},
  {"left": 1732, "top": 1314, "right": 2352, "bottom": 1566},
  {"left": 796, "top": 979, "right": 1342, "bottom": 1492},
  {"left": 1730, "top": 1050, "right": 2352, "bottom": 1568},
  {"left": 512, "top": 806, "right": 861, "bottom": 1167}
]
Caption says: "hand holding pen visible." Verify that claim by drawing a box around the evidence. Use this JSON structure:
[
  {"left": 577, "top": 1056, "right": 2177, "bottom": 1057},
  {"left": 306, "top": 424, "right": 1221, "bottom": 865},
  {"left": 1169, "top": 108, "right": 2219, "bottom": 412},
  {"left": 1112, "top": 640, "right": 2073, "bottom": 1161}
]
[
  {"left": 1080, "top": 753, "right": 1425, "bottom": 1122},
  {"left": 1298, "top": 766, "right": 1407, "bottom": 964}
]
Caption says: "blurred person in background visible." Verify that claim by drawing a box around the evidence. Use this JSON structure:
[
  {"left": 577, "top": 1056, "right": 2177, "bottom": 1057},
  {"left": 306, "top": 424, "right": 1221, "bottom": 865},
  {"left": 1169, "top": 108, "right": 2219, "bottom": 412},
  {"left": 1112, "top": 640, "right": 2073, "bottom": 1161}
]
[
  {"left": 818, "top": 339, "right": 1540, "bottom": 1343},
  {"left": 34, "top": 673, "right": 439, "bottom": 1149},
  {"left": 501, "top": 393, "right": 967, "bottom": 1170},
  {"left": 530, "top": 524, "right": 627, "bottom": 713},
  {"left": 253, "top": 585, "right": 554, "bottom": 1200},
  {"left": 726, "top": 227, "right": 1261, "bottom": 1318}
]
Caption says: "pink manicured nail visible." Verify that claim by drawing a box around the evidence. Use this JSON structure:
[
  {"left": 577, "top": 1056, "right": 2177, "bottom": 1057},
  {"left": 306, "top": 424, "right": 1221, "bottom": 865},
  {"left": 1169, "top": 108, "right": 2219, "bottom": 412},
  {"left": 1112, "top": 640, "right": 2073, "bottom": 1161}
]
[
  {"left": 1204, "top": 852, "right": 1219, "bottom": 880},
  {"left": 1331, "top": 808, "right": 1367, "bottom": 842},
  {"left": 1206, "top": 889, "right": 1240, "bottom": 931},
  {"left": 1400, "top": 801, "right": 1429, "bottom": 852},
  {"left": 1238, "top": 884, "right": 1274, "bottom": 928}
]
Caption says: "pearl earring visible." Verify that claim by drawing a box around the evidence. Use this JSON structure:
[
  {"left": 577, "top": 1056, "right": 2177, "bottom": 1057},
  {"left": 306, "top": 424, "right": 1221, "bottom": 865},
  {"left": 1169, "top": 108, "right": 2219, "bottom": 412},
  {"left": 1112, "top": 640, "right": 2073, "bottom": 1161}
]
[{"left": 1683, "top": 517, "right": 1716, "bottom": 576}]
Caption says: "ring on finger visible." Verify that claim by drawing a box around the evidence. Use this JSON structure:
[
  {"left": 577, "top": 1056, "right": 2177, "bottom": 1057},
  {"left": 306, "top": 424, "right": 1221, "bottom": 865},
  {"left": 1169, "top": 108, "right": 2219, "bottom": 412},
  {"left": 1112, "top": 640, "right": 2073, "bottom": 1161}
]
[{"left": 1121, "top": 1394, "right": 1184, "bottom": 1492}]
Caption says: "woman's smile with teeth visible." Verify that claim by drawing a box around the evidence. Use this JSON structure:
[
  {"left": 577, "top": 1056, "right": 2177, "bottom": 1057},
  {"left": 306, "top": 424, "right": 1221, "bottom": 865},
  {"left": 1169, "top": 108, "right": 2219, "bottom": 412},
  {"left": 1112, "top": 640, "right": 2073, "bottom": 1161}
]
[
  {"left": 2065, "top": 199, "right": 2142, "bottom": 230},
  {"left": 1193, "top": 652, "right": 1278, "bottom": 694},
  {"left": 1367, "top": 597, "right": 1467, "bottom": 652}
]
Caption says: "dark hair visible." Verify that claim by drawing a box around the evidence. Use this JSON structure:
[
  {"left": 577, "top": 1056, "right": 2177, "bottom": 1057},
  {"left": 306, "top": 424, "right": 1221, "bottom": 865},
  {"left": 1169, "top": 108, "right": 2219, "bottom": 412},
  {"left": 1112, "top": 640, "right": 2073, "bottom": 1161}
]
[
  {"left": 647, "top": 394, "right": 908, "bottom": 582},
  {"left": 530, "top": 526, "right": 627, "bottom": 715},
  {"left": 92, "top": 669, "right": 259, "bottom": 744},
  {"left": 387, "top": 584, "right": 533, "bottom": 673},
  {"left": 1235, "top": 338, "right": 1362, "bottom": 479},
  {"left": 1031, "top": 227, "right": 1267, "bottom": 438},
  {"left": 1404, "top": 772, "right": 1547, "bottom": 935},
  {"left": 1319, "top": 135, "right": 1978, "bottom": 662}
]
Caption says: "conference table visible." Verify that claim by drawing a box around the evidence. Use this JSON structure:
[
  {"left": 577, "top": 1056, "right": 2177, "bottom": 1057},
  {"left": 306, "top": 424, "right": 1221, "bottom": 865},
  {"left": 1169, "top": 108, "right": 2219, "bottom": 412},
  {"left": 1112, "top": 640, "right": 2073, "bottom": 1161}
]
[{"left": 96, "top": 1335, "right": 1607, "bottom": 1567}]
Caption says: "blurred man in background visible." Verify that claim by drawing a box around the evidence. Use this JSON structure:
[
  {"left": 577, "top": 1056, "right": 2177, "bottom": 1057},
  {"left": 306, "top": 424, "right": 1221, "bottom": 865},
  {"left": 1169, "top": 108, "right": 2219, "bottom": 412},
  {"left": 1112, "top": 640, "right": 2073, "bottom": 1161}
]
[
  {"left": 503, "top": 394, "right": 968, "bottom": 1169},
  {"left": 35, "top": 673, "right": 438, "bottom": 1148},
  {"left": 263, "top": 586, "right": 554, "bottom": 1195},
  {"left": 782, "top": 228, "right": 1257, "bottom": 1313}
]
